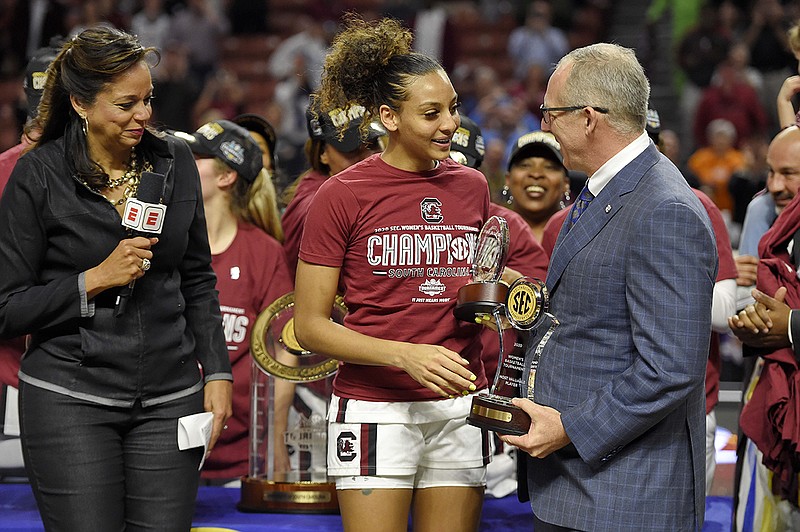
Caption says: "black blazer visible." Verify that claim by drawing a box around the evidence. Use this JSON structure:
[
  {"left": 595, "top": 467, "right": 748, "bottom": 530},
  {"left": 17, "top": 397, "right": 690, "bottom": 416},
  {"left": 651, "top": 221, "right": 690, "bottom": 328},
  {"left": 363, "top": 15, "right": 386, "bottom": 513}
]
[{"left": 0, "top": 131, "right": 230, "bottom": 407}]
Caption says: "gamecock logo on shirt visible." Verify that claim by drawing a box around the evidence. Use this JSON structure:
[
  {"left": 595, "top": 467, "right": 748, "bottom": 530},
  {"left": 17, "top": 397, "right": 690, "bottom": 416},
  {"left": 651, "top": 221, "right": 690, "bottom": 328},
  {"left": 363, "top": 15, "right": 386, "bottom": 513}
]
[{"left": 420, "top": 198, "right": 443, "bottom": 224}]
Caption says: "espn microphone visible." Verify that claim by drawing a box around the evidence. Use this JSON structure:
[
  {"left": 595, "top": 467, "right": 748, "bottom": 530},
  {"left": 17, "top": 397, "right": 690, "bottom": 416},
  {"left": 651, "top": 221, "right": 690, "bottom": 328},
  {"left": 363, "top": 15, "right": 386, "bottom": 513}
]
[{"left": 114, "top": 171, "right": 167, "bottom": 317}]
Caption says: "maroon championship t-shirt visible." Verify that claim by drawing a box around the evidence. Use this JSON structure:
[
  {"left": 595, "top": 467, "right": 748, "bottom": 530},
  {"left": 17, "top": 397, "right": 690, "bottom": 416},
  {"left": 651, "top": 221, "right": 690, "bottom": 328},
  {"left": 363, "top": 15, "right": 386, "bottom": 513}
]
[
  {"left": 300, "top": 154, "right": 490, "bottom": 402},
  {"left": 203, "top": 222, "right": 293, "bottom": 479},
  {"left": 281, "top": 169, "right": 329, "bottom": 278}
]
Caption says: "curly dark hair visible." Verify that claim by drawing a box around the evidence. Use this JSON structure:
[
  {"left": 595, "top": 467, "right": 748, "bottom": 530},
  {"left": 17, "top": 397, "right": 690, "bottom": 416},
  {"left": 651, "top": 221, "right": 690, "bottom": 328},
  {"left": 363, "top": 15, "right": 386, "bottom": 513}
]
[{"left": 318, "top": 14, "right": 444, "bottom": 140}]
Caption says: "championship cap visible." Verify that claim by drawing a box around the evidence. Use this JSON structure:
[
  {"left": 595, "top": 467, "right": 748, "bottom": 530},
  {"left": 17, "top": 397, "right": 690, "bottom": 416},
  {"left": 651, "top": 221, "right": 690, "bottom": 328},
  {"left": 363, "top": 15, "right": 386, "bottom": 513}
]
[
  {"left": 178, "top": 119, "right": 263, "bottom": 183},
  {"left": 449, "top": 114, "right": 485, "bottom": 169},
  {"left": 507, "top": 131, "right": 564, "bottom": 171},
  {"left": 23, "top": 38, "right": 62, "bottom": 119},
  {"left": 232, "top": 113, "right": 277, "bottom": 170},
  {"left": 306, "top": 102, "right": 386, "bottom": 153},
  {"left": 646, "top": 108, "right": 661, "bottom": 142}
]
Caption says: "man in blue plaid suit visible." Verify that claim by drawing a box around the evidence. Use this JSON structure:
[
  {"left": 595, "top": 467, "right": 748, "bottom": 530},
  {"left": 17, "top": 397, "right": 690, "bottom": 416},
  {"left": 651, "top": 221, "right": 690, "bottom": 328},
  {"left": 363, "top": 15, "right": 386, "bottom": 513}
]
[{"left": 502, "top": 43, "right": 718, "bottom": 531}]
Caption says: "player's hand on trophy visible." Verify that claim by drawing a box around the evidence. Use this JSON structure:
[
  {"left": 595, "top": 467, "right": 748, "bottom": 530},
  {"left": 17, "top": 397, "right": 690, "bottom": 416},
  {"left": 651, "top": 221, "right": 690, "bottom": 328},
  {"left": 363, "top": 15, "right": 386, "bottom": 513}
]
[
  {"left": 468, "top": 265, "right": 522, "bottom": 331},
  {"left": 501, "top": 265, "right": 524, "bottom": 286},
  {"left": 398, "top": 343, "right": 477, "bottom": 398},
  {"left": 474, "top": 311, "right": 511, "bottom": 331}
]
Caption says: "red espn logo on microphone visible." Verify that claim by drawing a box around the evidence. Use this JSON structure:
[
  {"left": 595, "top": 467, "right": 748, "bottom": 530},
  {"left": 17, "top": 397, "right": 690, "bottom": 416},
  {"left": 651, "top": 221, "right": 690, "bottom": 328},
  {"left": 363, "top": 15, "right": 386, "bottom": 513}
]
[{"left": 122, "top": 199, "right": 166, "bottom": 234}]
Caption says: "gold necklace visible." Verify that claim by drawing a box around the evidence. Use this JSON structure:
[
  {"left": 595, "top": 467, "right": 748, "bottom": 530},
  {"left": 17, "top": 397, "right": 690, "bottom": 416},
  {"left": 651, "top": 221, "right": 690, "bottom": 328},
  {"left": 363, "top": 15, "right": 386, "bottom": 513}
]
[
  {"left": 107, "top": 148, "right": 139, "bottom": 189},
  {"left": 82, "top": 147, "right": 154, "bottom": 206},
  {"left": 109, "top": 148, "right": 150, "bottom": 206},
  {"left": 112, "top": 156, "right": 153, "bottom": 206}
]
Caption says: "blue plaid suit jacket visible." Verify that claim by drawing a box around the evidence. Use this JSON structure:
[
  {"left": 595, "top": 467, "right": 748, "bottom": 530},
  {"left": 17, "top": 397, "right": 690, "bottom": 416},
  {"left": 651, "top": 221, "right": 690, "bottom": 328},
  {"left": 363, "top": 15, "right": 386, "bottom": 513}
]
[{"left": 524, "top": 144, "right": 718, "bottom": 531}]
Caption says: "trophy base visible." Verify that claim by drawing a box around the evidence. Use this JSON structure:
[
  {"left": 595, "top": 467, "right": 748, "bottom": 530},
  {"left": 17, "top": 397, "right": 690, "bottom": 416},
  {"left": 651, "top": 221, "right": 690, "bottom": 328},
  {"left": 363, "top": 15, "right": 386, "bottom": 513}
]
[
  {"left": 467, "top": 395, "right": 530, "bottom": 436},
  {"left": 238, "top": 477, "right": 339, "bottom": 514},
  {"left": 454, "top": 282, "right": 508, "bottom": 322}
]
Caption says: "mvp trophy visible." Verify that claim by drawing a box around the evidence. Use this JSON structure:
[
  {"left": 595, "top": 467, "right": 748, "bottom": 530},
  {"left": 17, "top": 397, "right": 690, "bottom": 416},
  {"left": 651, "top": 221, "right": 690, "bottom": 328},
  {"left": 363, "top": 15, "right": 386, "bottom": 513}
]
[
  {"left": 239, "top": 292, "right": 346, "bottom": 514},
  {"left": 455, "top": 216, "right": 557, "bottom": 436},
  {"left": 454, "top": 216, "right": 509, "bottom": 323}
]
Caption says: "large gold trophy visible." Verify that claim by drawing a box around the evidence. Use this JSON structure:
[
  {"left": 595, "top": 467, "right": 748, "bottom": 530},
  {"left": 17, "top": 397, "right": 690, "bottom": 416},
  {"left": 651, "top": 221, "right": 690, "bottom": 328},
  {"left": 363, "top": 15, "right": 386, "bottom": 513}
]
[{"left": 239, "top": 292, "right": 345, "bottom": 514}]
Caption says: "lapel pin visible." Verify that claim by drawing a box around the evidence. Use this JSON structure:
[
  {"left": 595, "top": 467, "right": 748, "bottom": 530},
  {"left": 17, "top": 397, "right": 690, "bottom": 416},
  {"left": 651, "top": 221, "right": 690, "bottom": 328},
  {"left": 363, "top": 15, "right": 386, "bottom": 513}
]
[{"left": 605, "top": 204, "right": 611, "bottom": 213}]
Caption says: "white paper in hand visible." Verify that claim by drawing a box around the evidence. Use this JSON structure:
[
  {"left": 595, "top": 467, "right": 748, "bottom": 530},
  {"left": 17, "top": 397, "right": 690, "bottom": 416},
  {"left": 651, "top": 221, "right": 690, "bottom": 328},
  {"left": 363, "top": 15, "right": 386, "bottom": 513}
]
[{"left": 177, "top": 411, "right": 214, "bottom": 470}]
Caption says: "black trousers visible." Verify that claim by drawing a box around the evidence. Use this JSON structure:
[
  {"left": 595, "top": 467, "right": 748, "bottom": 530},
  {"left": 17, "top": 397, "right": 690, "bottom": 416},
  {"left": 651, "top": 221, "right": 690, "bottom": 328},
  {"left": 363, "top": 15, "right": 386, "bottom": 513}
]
[{"left": 19, "top": 382, "right": 204, "bottom": 532}]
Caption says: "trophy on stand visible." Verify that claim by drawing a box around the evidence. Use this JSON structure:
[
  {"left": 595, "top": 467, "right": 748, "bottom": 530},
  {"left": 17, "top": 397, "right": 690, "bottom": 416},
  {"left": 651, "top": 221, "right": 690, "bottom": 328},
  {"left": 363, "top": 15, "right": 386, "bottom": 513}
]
[
  {"left": 455, "top": 216, "right": 558, "bottom": 436},
  {"left": 239, "top": 292, "right": 346, "bottom": 514}
]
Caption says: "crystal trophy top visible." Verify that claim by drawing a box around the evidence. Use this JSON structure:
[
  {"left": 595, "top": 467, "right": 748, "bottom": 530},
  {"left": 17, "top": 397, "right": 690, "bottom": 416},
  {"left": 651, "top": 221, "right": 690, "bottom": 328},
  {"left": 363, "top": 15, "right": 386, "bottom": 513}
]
[
  {"left": 472, "top": 215, "right": 509, "bottom": 283},
  {"left": 454, "top": 215, "right": 510, "bottom": 322}
]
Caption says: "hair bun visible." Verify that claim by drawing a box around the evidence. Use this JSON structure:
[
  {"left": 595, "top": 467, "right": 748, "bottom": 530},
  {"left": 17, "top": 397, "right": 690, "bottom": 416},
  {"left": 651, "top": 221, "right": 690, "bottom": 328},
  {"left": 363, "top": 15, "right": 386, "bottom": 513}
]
[{"left": 319, "top": 15, "right": 413, "bottom": 111}]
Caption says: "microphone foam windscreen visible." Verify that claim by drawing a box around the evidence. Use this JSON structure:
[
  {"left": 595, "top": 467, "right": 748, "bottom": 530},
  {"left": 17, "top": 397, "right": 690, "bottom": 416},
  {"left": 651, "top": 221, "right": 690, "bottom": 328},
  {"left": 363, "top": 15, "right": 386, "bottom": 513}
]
[{"left": 137, "top": 171, "right": 165, "bottom": 204}]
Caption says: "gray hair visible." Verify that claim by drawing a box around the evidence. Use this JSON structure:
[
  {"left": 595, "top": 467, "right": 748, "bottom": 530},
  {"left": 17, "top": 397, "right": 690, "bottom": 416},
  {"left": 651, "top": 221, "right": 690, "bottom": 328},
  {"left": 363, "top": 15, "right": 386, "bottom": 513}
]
[
  {"left": 556, "top": 43, "right": 649, "bottom": 136},
  {"left": 706, "top": 118, "right": 736, "bottom": 141}
]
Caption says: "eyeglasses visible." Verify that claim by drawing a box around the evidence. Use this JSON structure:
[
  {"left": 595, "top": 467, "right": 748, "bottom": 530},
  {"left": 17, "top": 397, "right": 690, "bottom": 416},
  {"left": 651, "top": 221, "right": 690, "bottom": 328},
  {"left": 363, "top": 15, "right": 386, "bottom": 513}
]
[{"left": 539, "top": 105, "right": 609, "bottom": 124}]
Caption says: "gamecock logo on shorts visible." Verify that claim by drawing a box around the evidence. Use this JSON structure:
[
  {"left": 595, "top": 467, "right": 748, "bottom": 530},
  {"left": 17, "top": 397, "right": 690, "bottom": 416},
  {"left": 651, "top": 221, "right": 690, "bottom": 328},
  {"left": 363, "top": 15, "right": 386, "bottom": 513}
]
[
  {"left": 337, "top": 431, "right": 357, "bottom": 462},
  {"left": 420, "top": 197, "right": 443, "bottom": 224}
]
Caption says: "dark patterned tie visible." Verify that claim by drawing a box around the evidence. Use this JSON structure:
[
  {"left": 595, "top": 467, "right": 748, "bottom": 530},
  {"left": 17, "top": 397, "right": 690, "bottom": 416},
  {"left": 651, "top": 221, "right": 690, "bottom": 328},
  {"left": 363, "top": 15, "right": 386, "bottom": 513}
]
[{"left": 567, "top": 186, "right": 594, "bottom": 230}]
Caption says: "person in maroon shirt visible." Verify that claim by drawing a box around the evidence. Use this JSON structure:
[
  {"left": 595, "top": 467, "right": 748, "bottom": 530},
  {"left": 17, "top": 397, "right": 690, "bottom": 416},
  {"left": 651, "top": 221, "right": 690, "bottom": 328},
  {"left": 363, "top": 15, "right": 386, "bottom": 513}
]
[
  {"left": 177, "top": 119, "right": 294, "bottom": 485},
  {"left": 281, "top": 100, "right": 385, "bottom": 278},
  {"left": 279, "top": 100, "right": 386, "bottom": 475},
  {"left": 648, "top": 110, "right": 736, "bottom": 494},
  {"left": 294, "top": 16, "right": 497, "bottom": 532},
  {"left": 0, "top": 40, "right": 61, "bottom": 390}
]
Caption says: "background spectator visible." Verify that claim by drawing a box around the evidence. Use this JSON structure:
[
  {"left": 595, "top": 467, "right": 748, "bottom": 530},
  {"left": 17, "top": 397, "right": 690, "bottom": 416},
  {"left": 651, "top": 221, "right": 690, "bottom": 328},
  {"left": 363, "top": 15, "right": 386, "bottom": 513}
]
[
  {"left": 169, "top": 0, "right": 230, "bottom": 84},
  {"left": 130, "top": 0, "right": 172, "bottom": 54},
  {"left": 676, "top": 4, "right": 731, "bottom": 152},
  {"left": 742, "top": 0, "right": 794, "bottom": 135},
  {"left": 481, "top": 136, "right": 509, "bottom": 203},
  {"left": 191, "top": 68, "right": 245, "bottom": 128},
  {"left": 507, "top": 0, "right": 568, "bottom": 81},
  {"left": 267, "top": 15, "right": 329, "bottom": 93},
  {"left": 693, "top": 58, "right": 768, "bottom": 149},
  {"left": 226, "top": 0, "right": 268, "bottom": 35},
  {"left": 688, "top": 118, "right": 746, "bottom": 216},
  {"left": 151, "top": 42, "right": 201, "bottom": 132}
]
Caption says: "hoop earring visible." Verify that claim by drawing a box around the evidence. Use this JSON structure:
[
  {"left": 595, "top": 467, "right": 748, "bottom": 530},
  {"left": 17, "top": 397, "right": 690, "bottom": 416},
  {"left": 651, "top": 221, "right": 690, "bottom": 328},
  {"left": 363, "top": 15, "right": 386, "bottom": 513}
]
[
  {"left": 501, "top": 185, "right": 513, "bottom": 206},
  {"left": 81, "top": 115, "right": 88, "bottom": 136}
]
